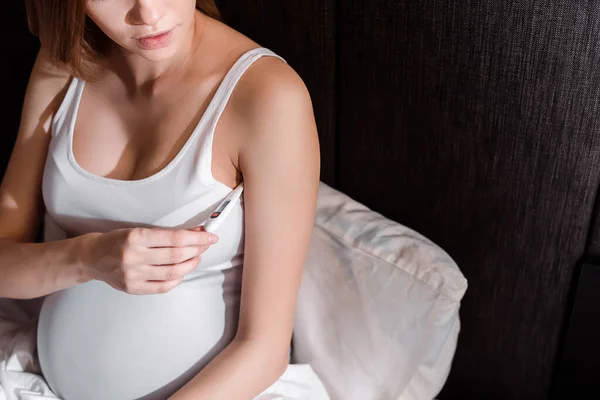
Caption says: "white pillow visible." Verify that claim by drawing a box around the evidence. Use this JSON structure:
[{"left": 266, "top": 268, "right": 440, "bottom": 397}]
[{"left": 291, "top": 182, "right": 468, "bottom": 400}]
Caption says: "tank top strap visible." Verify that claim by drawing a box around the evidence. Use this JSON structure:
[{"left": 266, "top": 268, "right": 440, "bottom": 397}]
[
  {"left": 206, "top": 47, "right": 287, "bottom": 124},
  {"left": 195, "top": 47, "right": 287, "bottom": 187},
  {"left": 51, "top": 76, "right": 84, "bottom": 139}
]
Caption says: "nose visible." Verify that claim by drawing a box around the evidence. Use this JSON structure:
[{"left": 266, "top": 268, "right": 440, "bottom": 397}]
[{"left": 129, "top": 0, "right": 166, "bottom": 26}]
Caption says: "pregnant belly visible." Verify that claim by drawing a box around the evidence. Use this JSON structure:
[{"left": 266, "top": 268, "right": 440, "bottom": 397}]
[{"left": 37, "top": 267, "right": 241, "bottom": 400}]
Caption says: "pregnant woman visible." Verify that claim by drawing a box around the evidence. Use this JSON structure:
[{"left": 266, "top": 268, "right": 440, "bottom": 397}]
[{"left": 0, "top": 1, "right": 320, "bottom": 399}]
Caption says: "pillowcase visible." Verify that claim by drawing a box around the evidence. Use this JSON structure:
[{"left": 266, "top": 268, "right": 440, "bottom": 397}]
[{"left": 291, "top": 182, "right": 467, "bottom": 400}]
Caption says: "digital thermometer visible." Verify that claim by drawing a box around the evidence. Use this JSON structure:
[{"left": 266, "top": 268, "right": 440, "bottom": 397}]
[{"left": 202, "top": 182, "right": 244, "bottom": 233}]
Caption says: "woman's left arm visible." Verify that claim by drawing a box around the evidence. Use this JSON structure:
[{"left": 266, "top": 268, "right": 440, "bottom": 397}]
[{"left": 169, "top": 61, "right": 321, "bottom": 400}]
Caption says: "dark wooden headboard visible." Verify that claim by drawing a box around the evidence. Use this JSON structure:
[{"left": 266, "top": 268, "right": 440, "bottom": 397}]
[{"left": 5, "top": 1, "right": 600, "bottom": 399}]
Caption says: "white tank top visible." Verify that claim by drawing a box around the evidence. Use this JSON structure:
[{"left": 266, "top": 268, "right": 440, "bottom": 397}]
[{"left": 37, "top": 47, "right": 286, "bottom": 400}]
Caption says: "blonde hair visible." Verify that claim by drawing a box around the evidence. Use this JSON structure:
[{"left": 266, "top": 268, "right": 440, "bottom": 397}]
[{"left": 24, "top": 0, "right": 221, "bottom": 80}]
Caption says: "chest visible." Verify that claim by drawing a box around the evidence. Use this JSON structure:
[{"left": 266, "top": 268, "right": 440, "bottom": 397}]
[{"left": 72, "top": 80, "right": 231, "bottom": 182}]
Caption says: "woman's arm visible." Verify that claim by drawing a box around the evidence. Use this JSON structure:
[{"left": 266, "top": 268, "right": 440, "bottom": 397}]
[
  {"left": 0, "top": 48, "right": 94, "bottom": 299},
  {"left": 169, "top": 58, "right": 320, "bottom": 399}
]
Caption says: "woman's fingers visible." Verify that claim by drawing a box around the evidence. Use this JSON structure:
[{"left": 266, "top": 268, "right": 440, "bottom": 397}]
[
  {"left": 143, "top": 255, "right": 203, "bottom": 282},
  {"left": 142, "top": 245, "right": 210, "bottom": 265},
  {"left": 130, "top": 227, "right": 218, "bottom": 248}
]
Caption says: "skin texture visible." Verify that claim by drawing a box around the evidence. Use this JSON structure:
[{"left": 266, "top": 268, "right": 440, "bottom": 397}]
[{"left": 0, "top": 0, "right": 320, "bottom": 398}]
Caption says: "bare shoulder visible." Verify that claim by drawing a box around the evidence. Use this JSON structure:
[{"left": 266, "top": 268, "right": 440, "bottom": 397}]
[
  {"left": 239, "top": 56, "right": 311, "bottom": 111},
  {"left": 21, "top": 46, "right": 73, "bottom": 136},
  {"left": 30, "top": 46, "right": 72, "bottom": 94},
  {"left": 202, "top": 13, "right": 311, "bottom": 113},
  {"left": 230, "top": 53, "right": 320, "bottom": 173},
  {"left": 232, "top": 55, "right": 315, "bottom": 136},
  {"left": 202, "top": 14, "right": 317, "bottom": 167}
]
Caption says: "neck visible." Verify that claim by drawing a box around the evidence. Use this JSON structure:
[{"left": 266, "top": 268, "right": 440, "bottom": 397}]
[{"left": 111, "top": 11, "right": 205, "bottom": 95}]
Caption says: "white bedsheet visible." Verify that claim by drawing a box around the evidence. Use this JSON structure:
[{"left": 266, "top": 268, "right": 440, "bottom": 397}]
[{"left": 0, "top": 298, "right": 330, "bottom": 400}]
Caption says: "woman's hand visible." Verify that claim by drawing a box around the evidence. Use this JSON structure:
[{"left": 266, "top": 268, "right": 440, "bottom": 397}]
[{"left": 77, "top": 227, "right": 218, "bottom": 295}]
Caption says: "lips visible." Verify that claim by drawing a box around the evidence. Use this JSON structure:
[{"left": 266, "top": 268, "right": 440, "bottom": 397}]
[{"left": 135, "top": 29, "right": 173, "bottom": 50}]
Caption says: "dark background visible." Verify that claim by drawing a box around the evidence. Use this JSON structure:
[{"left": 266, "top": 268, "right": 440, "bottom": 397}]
[{"left": 4, "top": 1, "right": 600, "bottom": 399}]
